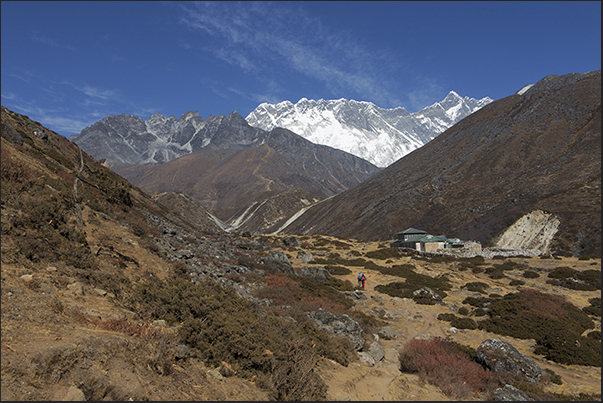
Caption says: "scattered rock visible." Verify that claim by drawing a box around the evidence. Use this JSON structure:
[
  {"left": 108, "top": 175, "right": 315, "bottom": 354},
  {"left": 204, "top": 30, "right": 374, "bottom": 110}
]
[
  {"left": 476, "top": 339, "right": 547, "bottom": 384},
  {"left": 297, "top": 266, "right": 329, "bottom": 283},
  {"left": 207, "top": 369, "right": 223, "bottom": 380},
  {"left": 357, "top": 352, "right": 375, "bottom": 366},
  {"left": 344, "top": 290, "right": 366, "bottom": 300},
  {"left": 46, "top": 266, "right": 57, "bottom": 272},
  {"left": 492, "top": 384, "right": 534, "bottom": 401},
  {"left": 63, "top": 386, "right": 86, "bottom": 401},
  {"left": 1, "top": 122, "right": 23, "bottom": 145},
  {"left": 67, "top": 282, "right": 84, "bottom": 295},
  {"left": 94, "top": 288, "right": 108, "bottom": 297},
  {"left": 297, "top": 250, "right": 314, "bottom": 263},
  {"left": 283, "top": 236, "right": 301, "bottom": 247},
  {"left": 377, "top": 326, "right": 397, "bottom": 340},
  {"left": 372, "top": 306, "right": 387, "bottom": 318},
  {"left": 20, "top": 274, "right": 34, "bottom": 282},
  {"left": 447, "top": 327, "right": 458, "bottom": 334},
  {"left": 411, "top": 287, "right": 443, "bottom": 304},
  {"left": 366, "top": 341, "right": 385, "bottom": 362},
  {"left": 308, "top": 308, "right": 364, "bottom": 350}
]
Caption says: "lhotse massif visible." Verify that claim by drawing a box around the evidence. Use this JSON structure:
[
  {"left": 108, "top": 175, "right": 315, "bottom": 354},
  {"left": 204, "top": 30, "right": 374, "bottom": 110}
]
[{"left": 246, "top": 92, "right": 493, "bottom": 167}]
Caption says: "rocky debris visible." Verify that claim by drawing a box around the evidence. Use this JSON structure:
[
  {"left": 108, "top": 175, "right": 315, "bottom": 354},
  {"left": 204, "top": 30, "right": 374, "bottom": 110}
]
[
  {"left": 344, "top": 290, "right": 367, "bottom": 300},
  {"left": 63, "top": 386, "right": 86, "bottom": 401},
  {"left": 282, "top": 236, "right": 301, "bottom": 247},
  {"left": 411, "top": 287, "right": 443, "bottom": 304},
  {"left": 1, "top": 122, "right": 23, "bottom": 145},
  {"left": 307, "top": 308, "right": 364, "bottom": 350},
  {"left": 494, "top": 210, "right": 560, "bottom": 254},
  {"left": 476, "top": 339, "right": 547, "bottom": 384},
  {"left": 377, "top": 327, "right": 398, "bottom": 340},
  {"left": 297, "top": 250, "right": 314, "bottom": 263},
  {"left": 365, "top": 341, "right": 385, "bottom": 362},
  {"left": 492, "top": 384, "right": 534, "bottom": 401},
  {"left": 297, "top": 266, "right": 329, "bottom": 283},
  {"left": 357, "top": 352, "right": 376, "bottom": 366}
]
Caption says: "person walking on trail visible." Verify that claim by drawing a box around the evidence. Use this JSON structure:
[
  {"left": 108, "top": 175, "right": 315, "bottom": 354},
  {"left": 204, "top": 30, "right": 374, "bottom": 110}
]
[{"left": 358, "top": 272, "right": 366, "bottom": 288}]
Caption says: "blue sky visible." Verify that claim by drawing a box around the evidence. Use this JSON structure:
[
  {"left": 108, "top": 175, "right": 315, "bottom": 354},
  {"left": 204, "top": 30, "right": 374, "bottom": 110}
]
[{"left": 1, "top": 1, "right": 601, "bottom": 137}]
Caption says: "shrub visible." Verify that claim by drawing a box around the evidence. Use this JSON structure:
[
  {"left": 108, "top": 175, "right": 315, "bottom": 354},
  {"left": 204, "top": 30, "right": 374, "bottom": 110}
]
[
  {"left": 548, "top": 266, "right": 577, "bottom": 279},
  {"left": 258, "top": 338, "right": 328, "bottom": 401},
  {"left": 398, "top": 337, "right": 498, "bottom": 399},
  {"left": 324, "top": 265, "right": 351, "bottom": 275},
  {"left": 437, "top": 313, "right": 456, "bottom": 322},
  {"left": 458, "top": 307, "right": 469, "bottom": 316},
  {"left": 523, "top": 270, "right": 540, "bottom": 279},
  {"left": 478, "top": 289, "right": 599, "bottom": 366},
  {"left": 462, "top": 282, "right": 489, "bottom": 294},
  {"left": 364, "top": 248, "right": 402, "bottom": 260},
  {"left": 450, "top": 317, "right": 478, "bottom": 330},
  {"left": 509, "top": 279, "right": 525, "bottom": 286}
]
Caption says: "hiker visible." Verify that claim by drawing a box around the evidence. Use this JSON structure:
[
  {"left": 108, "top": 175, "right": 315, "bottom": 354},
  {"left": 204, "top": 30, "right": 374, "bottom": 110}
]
[{"left": 358, "top": 272, "right": 366, "bottom": 288}]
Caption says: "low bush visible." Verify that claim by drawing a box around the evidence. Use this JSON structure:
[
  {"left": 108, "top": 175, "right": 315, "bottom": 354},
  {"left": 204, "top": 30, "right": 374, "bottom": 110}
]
[
  {"left": 509, "top": 279, "right": 525, "bottom": 286},
  {"left": 523, "top": 270, "right": 540, "bottom": 279},
  {"left": 450, "top": 317, "right": 478, "bottom": 330},
  {"left": 478, "top": 289, "right": 599, "bottom": 366},
  {"left": 364, "top": 248, "right": 402, "bottom": 260},
  {"left": 582, "top": 297, "right": 601, "bottom": 317},
  {"left": 462, "top": 282, "right": 489, "bottom": 294},
  {"left": 398, "top": 337, "right": 498, "bottom": 399},
  {"left": 324, "top": 265, "right": 351, "bottom": 275}
]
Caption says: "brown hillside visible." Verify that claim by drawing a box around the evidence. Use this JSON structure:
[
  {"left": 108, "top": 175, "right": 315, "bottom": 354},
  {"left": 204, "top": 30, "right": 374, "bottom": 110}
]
[{"left": 282, "top": 71, "right": 601, "bottom": 257}]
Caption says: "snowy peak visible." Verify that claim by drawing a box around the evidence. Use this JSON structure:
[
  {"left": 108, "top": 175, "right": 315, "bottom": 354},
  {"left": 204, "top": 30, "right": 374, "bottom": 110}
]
[{"left": 246, "top": 94, "right": 492, "bottom": 167}]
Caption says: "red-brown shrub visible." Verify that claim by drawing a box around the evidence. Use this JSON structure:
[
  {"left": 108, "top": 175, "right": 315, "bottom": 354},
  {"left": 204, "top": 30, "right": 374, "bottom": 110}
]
[{"left": 399, "top": 337, "right": 498, "bottom": 399}]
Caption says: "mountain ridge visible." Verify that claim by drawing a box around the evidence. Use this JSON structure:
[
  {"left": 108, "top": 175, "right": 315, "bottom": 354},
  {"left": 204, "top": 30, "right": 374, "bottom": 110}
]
[{"left": 246, "top": 92, "right": 493, "bottom": 167}]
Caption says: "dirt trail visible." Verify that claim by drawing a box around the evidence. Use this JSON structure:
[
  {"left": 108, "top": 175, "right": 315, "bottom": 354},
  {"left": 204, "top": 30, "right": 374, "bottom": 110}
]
[
  {"left": 316, "top": 265, "right": 452, "bottom": 401},
  {"left": 313, "top": 255, "right": 601, "bottom": 401}
]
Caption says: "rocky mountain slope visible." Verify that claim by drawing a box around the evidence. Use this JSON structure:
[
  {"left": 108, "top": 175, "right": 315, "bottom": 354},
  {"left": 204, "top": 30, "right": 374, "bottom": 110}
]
[
  {"left": 114, "top": 126, "right": 379, "bottom": 228},
  {"left": 71, "top": 111, "right": 380, "bottom": 231},
  {"left": 246, "top": 93, "right": 492, "bottom": 167},
  {"left": 281, "top": 70, "right": 601, "bottom": 258}
]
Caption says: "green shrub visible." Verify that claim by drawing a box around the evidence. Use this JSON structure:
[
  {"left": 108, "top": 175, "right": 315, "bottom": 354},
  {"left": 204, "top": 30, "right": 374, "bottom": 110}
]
[
  {"left": 457, "top": 307, "right": 469, "bottom": 316},
  {"left": 364, "top": 248, "right": 402, "bottom": 260},
  {"left": 324, "top": 265, "right": 351, "bottom": 275},
  {"left": 450, "top": 317, "right": 478, "bottom": 330},
  {"left": 478, "top": 289, "right": 599, "bottom": 366},
  {"left": 437, "top": 313, "right": 456, "bottom": 322},
  {"left": 548, "top": 266, "right": 577, "bottom": 279},
  {"left": 509, "top": 279, "right": 525, "bottom": 286},
  {"left": 523, "top": 270, "right": 540, "bottom": 279},
  {"left": 462, "top": 282, "right": 489, "bottom": 294}
]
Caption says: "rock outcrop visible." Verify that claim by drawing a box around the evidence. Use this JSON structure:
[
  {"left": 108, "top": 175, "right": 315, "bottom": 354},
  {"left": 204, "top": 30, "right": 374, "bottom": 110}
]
[{"left": 476, "top": 339, "right": 547, "bottom": 384}]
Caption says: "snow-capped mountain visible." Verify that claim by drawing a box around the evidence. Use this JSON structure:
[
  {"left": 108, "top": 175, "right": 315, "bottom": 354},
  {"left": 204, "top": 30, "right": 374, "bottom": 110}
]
[{"left": 246, "top": 92, "right": 493, "bottom": 167}]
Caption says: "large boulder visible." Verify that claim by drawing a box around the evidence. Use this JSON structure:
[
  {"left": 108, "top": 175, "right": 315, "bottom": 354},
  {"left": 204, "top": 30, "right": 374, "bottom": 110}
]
[
  {"left": 297, "top": 266, "right": 329, "bottom": 283},
  {"left": 307, "top": 308, "right": 364, "bottom": 350},
  {"left": 476, "top": 339, "right": 547, "bottom": 384}
]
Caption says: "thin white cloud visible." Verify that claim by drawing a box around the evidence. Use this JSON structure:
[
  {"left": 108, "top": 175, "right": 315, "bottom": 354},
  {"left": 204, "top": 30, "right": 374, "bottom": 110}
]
[
  {"left": 61, "top": 81, "right": 119, "bottom": 101},
  {"left": 178, "top": 1, "right": 403, "bottom": 107},
  {"left": 31, "top": 33, "right": 75, "bottom": 51}
]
